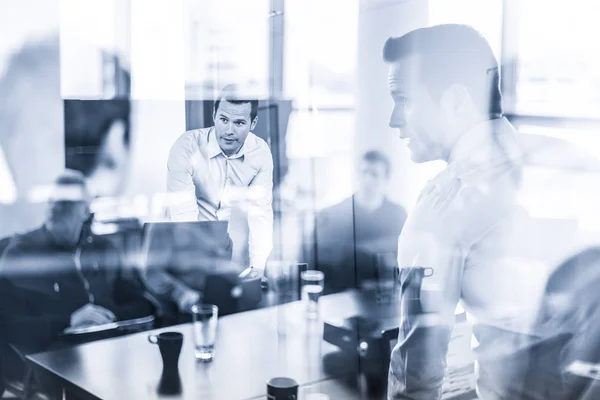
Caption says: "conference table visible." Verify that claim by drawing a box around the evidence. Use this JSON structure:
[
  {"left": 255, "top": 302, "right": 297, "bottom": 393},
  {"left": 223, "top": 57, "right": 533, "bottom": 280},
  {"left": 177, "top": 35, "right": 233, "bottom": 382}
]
[
  {"left": 25, "top": 290, "right": 400, "bottom": 399},
  {"left": 26, "top": 290, "right": 475, "bottom": 400}
]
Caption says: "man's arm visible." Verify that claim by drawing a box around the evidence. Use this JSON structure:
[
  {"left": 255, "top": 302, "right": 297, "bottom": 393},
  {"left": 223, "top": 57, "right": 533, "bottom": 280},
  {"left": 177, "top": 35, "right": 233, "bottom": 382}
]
[
  {"left": 0, "top": 244, "right": 70, "bottom": 349},
  {"left": 389, "top": 171, "right": 514, "bottom": 399},
  {"left": 246, "top": 148, "right": 274, "bottom": 270},
  {"left": 142, "top": 268, "right": 201, "bottom": 312},
  {"left": 137, "top": 233, "right": 201, "bottom": 313},
  {"left": 388, "top": 237, "right": 465, "bottom": 400},
  {"left": 166, "top": 133, "right": 200, "bottom": 221}
]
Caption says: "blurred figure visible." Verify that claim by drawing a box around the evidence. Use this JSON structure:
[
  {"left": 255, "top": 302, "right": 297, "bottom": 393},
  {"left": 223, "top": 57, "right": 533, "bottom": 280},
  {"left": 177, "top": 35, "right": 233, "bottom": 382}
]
[
  {"left": 315, "top": 150, "right": 407, "bottom": 293},
  {"left": 166, "top": 84, "right": 274, "bottom": 281},
  {"left": 528, "top": 248, "right": 600, "bottom": 399},
  {"left": 0, "top": 36, "right": 64, "bottom": 239},
  {"left": 0, "top": 170, "right": 155, "bottom": 353},
  {"left": 0, "top": 35, "right": 133, "bottom": 241},
  {"left": 384, "top": 24, "right": 598, "bottom": 400},
  {"left": 65, "top": 97, "right": 132, "bottom": 197}
]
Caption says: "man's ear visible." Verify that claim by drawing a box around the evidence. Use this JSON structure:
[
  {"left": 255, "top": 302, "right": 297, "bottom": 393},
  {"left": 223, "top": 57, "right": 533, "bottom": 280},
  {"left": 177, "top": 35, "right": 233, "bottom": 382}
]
[
  {"left": 440, "top": 83, "right": 471, "bottom": 117},
  {"left": 250, "top": 117, "right": 258, "bottom": 131}
]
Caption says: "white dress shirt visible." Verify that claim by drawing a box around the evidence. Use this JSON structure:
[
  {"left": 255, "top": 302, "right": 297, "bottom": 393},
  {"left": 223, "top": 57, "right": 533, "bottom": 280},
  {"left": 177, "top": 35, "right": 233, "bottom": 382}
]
[
  {"left": 389, "top": 117, "right": 597, "bottom": 400},
  {"left": 166, "top": 127, "right": 274, "bottom": 269}
]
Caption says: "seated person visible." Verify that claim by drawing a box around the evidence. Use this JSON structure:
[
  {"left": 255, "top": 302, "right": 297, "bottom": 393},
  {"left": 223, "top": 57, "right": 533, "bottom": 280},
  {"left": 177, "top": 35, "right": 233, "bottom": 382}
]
[
  {"left": 0, "top": 170, "right": 156, "bottom": 355},
  {"left": 314, "top": 150, "right": 407, "bottom": 293}
]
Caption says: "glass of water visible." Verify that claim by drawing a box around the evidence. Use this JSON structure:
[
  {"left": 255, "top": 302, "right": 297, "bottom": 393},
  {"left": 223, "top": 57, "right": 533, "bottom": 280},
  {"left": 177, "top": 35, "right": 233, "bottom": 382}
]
[
  {"left": 191, "top": 304, "right": 218, "bottom": 362},
  {"left": 301, "top": 270, "right": 325, "bottom": 319}
]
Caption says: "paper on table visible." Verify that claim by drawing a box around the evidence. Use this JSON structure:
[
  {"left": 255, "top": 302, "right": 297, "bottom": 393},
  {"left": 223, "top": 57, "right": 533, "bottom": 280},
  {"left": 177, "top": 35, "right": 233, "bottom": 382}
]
[{"left": 566, "top": 360, "right": 600, "bottom": 381}]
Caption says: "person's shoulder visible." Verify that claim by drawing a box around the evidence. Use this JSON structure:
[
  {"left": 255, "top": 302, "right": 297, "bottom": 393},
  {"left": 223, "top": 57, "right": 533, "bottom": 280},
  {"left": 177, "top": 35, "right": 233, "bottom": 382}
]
[
  {"left": 383, "top": 199, "right": 407, "bottom": 219},
  {"left": 246, "top": 132, "right": 273, "bottom": 166},
  {"left": 12, "top": 227, "right": 45, "bottom": 246},
  {"left": 247, "top": 131, "right": 268, "bottom": 147},
  {"left": 319, "top": 197, "right": 353, "bottom": 218},
  {"left": 87, "top": 231, "right": 116, "bottom": 250},
  {"left": 518, "top": 132, "right": 600, "bottom": 172},
  {"left": 246, "top": 132, "right": 271, "bottom": 154},
  {"left": 2, "top": 227, "right": 46, "bottom": 255},
  {"left": 169, "top": 128, "right": 208, "bottom": 154}
]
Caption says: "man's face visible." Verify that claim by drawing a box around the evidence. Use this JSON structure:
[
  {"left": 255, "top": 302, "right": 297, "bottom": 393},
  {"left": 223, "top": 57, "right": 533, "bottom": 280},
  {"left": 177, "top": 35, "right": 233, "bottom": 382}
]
[
  {"left": 45, "top": 184, "right": 90, "bottom": 245},
  {"left": 388, "top": 56, "right": 449, "bottom": 163},
  {"left": 357, "top": 160, "right": 388, "bottom": 199},
  {"left": 213, "top": 100, "right": 257, "bottom": 156},
  {"left": 87, "top": 119, "right": 129, "bottom": 197}
]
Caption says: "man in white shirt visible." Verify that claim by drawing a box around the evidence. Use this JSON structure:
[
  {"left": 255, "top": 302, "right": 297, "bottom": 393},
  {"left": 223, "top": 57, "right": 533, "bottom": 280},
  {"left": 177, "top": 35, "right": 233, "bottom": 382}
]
[
  {"left": 384, "top": 25, "right": 598, "bottom": 400},
  {"left": 155, "top": 85, "right": 273, "bottom": 311}
]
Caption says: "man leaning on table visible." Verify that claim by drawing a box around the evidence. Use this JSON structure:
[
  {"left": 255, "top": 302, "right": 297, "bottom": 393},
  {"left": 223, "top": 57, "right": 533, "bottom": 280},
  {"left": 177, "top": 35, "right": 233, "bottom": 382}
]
[
  {"left": 150, "top": 85, "right": 274, "bottom": 311},
  {"left": 384, "top": 24, "right": 599, "bottom": 400}
]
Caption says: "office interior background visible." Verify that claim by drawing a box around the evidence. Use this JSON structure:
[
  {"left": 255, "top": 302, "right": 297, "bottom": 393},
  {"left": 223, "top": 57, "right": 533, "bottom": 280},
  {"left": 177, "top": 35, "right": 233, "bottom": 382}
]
[{"left": 1, "top": 0, "right": 600, "bottom": 268}]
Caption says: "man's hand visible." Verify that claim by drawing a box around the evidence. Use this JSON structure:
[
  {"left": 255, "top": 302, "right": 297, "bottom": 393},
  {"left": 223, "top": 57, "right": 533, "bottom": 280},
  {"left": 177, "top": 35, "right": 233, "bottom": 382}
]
[
  {"left": 238, "top": 266, "right": 264, "bottom": 279},
  {"left": 239, "top": 267, "right": 268, "bottom": 291},
  {"left": 70, "top": 304, "right": 116, "bottom": 328},
  {"left": 177, "top": 290, "right": 201, "bottom": 313}
]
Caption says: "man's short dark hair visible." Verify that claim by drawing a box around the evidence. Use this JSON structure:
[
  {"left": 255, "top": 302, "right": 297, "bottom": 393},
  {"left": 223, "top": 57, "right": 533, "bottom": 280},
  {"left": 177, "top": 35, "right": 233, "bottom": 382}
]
[
  {"left": 362, "top": 150, "right": 391, "bottom": 177},
  {"left": 213, "top": 84, "right": 259, "bottom": 121},
  {"left": 383, "top": 24, "right": 502, "bottom": 118}
]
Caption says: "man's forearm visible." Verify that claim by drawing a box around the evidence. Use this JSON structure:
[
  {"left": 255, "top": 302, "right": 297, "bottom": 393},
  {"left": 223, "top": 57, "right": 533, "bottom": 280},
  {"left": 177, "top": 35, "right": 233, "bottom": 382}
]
[
  {"left": 388, "top": 312, "right": 454, "bottom": 400},
  {"left": 144, "top": 269, "right": 198, "bottom": 305},
  {"left": 248, "top": 205, "right": 273, "bottom": 269},
  {"left": 166, "top": 191, "right": 199, "bottom": 221}
]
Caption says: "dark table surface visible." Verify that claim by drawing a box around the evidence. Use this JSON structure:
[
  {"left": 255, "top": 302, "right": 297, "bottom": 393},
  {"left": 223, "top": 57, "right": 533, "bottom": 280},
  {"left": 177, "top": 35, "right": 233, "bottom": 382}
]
[{"left": 26, "top": 290, "right": 402, "bottom": 400}]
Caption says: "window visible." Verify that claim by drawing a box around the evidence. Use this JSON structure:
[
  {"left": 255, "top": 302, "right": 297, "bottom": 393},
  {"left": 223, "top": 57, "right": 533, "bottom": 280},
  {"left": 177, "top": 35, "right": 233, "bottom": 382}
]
[
  {"left": 504, "top": 0, "right": 600, "bottom": 118},
  {"left": 184, "top": 0, "right": 270, "bottom": 99}
]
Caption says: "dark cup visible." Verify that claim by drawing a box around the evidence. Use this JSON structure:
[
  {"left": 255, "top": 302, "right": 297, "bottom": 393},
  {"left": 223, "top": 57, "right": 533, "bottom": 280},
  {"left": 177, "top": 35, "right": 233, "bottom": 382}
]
[
  {"left": 148, "top": 331, "right": 183, "bottom": 395},
  {"left": 267, "top": 377, "right": 299, "bottom": 400}
]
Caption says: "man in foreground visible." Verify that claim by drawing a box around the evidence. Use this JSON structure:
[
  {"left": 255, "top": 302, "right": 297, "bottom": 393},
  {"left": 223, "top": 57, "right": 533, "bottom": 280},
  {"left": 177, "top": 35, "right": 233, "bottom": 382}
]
[{"left": 384, "top": 24, "right": 596, "bottom": 399}]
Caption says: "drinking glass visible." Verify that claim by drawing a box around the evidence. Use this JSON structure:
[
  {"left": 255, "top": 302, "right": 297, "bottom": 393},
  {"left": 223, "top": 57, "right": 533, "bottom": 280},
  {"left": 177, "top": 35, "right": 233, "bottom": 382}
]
[
  {"left": 268, "top": 261, "right": 300, "bottom": 304},
  {"left": 301, "top": 270, "right": 324, "bottom": 319},
  {"left": 191, "top": 304, "right": 218, "bottom": 361},
  {"left": 374, "top": 252, "right": 398, "bottom": 304}
]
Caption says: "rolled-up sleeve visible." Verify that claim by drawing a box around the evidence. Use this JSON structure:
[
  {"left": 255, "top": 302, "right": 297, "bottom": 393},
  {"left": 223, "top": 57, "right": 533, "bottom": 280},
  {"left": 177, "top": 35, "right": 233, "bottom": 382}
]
[
  {"left": 246, "top": 148, "right": 274, "bottom": 269},
  {"left": 167, "top": 133, "right": 199, "bottom": 221}
]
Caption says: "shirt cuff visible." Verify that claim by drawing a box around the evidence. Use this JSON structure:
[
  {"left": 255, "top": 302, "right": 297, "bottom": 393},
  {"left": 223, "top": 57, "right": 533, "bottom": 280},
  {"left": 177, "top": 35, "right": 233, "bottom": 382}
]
[{"left": 250, "top": 255, "right": 268, "bottom": 270}]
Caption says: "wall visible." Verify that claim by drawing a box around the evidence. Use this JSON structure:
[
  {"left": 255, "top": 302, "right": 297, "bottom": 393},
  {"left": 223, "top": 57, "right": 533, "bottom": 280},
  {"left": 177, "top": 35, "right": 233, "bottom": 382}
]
[{"left": 355, "top": 0, "right": 441, "bottom": 211}]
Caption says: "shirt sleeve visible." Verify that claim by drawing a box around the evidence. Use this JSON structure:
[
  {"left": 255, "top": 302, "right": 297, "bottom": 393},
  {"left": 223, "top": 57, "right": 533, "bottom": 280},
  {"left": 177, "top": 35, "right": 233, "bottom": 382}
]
[
  {"left": 167, "top": 133, "right": 200, "bottom": 221},
  {"left": 388, "top": 171, "right": 516, "bottom": 400},
  {"left": 246, "top": 147, "right": 274, "bottom": 269}
]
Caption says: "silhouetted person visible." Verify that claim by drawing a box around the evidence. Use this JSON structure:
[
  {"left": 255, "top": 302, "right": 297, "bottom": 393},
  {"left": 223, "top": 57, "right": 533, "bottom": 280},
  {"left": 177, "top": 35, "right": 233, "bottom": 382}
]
[
  {"left": 315, "top": 150, "right": 406, "bottom": 293},
  {"left": 0, "top": 170, "right": 154, "bottom": 352}
]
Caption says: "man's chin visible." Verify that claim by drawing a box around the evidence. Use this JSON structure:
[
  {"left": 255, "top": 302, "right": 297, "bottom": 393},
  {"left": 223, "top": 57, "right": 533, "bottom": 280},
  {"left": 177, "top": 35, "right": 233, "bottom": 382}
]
[
  {"left": 220, "top": 141, "right": 241, "bottom": 155},
  {"left": 409, "top": 151, "right": 434, "bottom": 164}
]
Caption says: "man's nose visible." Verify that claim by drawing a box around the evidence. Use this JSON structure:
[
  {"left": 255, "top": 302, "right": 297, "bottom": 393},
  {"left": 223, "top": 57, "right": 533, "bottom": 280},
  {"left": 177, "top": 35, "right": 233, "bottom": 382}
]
[
  {"left": 389, "top": 105, "right": 406, "bottom": 129},
  {"left": 224, "top": 122, "right": 236, "bottom": 134}
]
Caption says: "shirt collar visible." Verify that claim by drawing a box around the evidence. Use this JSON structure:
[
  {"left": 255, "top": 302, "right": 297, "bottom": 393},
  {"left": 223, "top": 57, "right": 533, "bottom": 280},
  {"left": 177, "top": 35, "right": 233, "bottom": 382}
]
[
  {"left": 448, "top": 117, "right": 517, "bottom": 166},
  {"left": 207, "top": 127, "right": 248, "bottom": 159}
]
